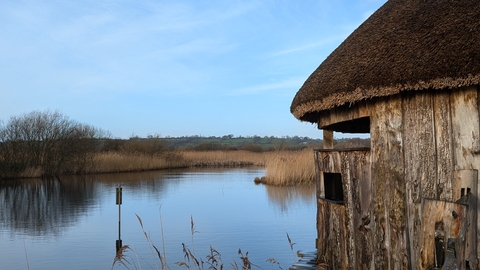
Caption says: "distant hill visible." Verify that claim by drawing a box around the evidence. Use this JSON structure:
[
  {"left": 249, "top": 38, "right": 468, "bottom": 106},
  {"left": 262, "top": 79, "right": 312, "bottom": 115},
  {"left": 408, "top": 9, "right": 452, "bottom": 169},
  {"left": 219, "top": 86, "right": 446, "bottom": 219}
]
[
  {"left": 101, "top": 135, "right": 370, "bottom": 153},
  {"left": 162, "top": 135, "right": 323, "bottom": 149},
  {"left": 161, "top": 135, "right": 370, "bottom": 150}
]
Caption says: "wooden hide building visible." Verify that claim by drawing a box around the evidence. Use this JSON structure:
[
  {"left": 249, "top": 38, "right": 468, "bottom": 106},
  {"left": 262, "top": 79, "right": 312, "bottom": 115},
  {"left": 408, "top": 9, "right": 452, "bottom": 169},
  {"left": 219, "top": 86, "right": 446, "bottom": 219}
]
[{"left": 290, "top": 0, "right": 480, "bottom": 269}]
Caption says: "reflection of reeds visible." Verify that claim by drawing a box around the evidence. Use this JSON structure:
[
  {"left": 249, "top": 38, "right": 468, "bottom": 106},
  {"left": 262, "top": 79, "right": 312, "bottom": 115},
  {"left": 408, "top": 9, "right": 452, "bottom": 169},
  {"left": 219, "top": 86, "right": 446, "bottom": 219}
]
[{"left": 265, "top": 185, "right": 315, "bottom": 211}]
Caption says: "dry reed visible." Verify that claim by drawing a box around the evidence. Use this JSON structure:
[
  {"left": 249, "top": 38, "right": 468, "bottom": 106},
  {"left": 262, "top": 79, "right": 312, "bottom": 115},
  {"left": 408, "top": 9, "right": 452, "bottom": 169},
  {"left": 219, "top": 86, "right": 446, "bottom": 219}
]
[
  {"left": 118, "top": 214, "right": 266, "bottom": 270},
  {"left": 178, "top": 150, "right": 268, "bottom": 167},
  {"left": 8, "top": 149, "right": 318, "bottom": 187},
  {"left": 263, "top": 148, "right": 315, "bottom": 186},
  {"left": 90, "top": 152, "right": 187, "bottom": 174}
]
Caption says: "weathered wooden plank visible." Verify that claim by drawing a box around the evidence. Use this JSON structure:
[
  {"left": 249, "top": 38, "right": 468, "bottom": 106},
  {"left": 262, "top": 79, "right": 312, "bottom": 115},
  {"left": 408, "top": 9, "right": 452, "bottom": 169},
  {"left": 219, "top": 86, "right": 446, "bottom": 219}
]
[
  {"left": 404, "top": 91, "right": 437, "bottom": 200},
  {"left": 348, "top": 150, "right": 373, "bottom": 269},
  {"left": 402, "top": 91, "right": 437, "bottom": 269},
  {"left": 316, "top": 151, "right": 342, "bottom": 173},
  {"left": 450, "top": 86, "right": 480, "bottom": 266},
  {"left": 316, "top": 151, "right": 342, "bottom": 198},
  {"left": 323, "top": 130, "right": 334, "bottom": 149},
  {"left": 418, "top": 199, "right": 468, "bottom": 270},
  {"left": 317, "top": 199, "right": 348, "bottom": 269},
  {"left": 314, "top": 151, "right": 322, "bottom": 198},
  {"left": 371, "top": 96, "right": 407, "bottom": 269},
  {"left": 340, "top": 151, "right": 356, "bottom": 270},
  {"left": 316, "top": 198, "right": 327, "bottom": 259},
  {"left": 452, "top": 170, "right": 478, "bottom": 269},
  {"left": 315, "top": 149, "right": 372, "bottom": 269},
  {"left": 450, "top": 86, "right": 479, "bottom": 171},
  {"left": 317, "top": 101, "right": 370, "bottom": 129},
  {"left": 433, "top": 91, "right": 454, "bottom": 201}
]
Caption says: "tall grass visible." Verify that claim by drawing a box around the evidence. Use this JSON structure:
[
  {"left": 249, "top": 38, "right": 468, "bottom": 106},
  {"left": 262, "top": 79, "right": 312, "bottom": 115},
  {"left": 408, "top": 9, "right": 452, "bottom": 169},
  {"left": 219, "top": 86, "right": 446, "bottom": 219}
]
[
  {"left": 90, "top": 152, "right": 187, "bottom": 174},
  {"left": 7, "top": 148, "right": 317, "bottom": 187},
  {"left": 178, "top": 150, "right": 268, "bottom": 167},
  {"left": 92, "top": 149, "right": 316, "bottom": 186},
  {"left": 262, "top": 148, "right": 315, "bottom": 186}
]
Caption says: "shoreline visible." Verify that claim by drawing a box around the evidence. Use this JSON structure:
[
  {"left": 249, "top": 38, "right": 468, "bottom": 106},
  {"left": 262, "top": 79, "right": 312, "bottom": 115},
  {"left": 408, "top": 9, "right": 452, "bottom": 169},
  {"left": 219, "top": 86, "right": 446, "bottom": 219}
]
[{"left": 1, "top": 149, "right": 315, "bottom": 186}]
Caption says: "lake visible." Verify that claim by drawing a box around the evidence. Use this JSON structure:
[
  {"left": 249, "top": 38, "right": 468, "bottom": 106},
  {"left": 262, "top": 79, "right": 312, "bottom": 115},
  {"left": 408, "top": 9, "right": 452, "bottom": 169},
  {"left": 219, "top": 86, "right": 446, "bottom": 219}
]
[{"left": 0, "top": 168, "right": 316, "bottom": 269}]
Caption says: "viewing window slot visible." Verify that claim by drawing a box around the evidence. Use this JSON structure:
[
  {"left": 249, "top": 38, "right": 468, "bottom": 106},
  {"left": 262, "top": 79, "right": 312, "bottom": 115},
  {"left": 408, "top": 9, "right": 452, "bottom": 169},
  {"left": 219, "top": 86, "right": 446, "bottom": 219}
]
[{"left": 323, "top": 172, "right": 344, "bottom": 202}]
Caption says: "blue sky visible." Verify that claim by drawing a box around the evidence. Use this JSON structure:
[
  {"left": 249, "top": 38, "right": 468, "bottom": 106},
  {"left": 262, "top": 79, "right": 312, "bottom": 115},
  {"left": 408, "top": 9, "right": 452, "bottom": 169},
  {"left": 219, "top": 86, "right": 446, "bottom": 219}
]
[{"left": 1, "top": 0, "right": 386, "bottom": 139}]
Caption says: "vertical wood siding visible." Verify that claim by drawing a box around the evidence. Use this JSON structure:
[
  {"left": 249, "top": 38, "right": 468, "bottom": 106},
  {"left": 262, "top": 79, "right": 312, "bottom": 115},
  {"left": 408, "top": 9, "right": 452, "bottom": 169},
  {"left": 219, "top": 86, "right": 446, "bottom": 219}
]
[
  {"left": 450, "top": 86, "right": 480, "bottom": 269},
  {"left": 314, "top": 85, "right": 480, "bottom": 269},
  {"left": 315, "top": 149, "right": 371, "bottom": 269},
  {"left": 418, "top": 199, "right": 469, "bottom": 269}
]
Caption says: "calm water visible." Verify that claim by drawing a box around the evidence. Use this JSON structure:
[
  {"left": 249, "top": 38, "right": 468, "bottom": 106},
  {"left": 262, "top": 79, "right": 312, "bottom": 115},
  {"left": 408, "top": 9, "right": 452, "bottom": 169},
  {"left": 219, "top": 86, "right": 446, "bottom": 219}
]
[{"left": 0, "top": 168, "right": 316, "bottom": 269}]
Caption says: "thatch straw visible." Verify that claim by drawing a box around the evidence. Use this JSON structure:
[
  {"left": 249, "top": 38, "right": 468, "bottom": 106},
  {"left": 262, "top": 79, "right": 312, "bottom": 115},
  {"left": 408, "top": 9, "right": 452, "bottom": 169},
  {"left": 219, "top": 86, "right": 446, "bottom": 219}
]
[{"left": 291, "top": 0, "right": 480, "bottom": 123}]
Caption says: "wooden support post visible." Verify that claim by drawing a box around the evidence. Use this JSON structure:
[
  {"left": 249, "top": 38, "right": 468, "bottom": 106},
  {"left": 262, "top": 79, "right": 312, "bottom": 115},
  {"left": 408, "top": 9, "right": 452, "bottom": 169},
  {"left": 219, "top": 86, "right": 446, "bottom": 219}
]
[{"left": 323, "top": 130, "right": 333, "bottom": 149}]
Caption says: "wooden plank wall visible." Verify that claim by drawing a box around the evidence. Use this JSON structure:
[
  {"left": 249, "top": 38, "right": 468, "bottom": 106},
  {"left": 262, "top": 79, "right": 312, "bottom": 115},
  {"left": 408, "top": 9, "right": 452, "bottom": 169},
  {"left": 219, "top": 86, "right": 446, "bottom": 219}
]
[
  {"left": 433, "top": 91, "right": 454, "bottom": 201},
  {"left": 450, "top": 86, "right": 480, "bottom": 269},
  {"left": 418, "top": 199, "right": 469, "bottom": 269},
  {"left": 399, "top": 87, "right": 479, "bottom": 269},
  {"left": 314, "top": 86, "right": 479, "bottom": 269},
  {"left": 370, "top": 96, "right": 408, "bottom": 269},
  {"left": 315, "top": 150, "right": 371, "bottom": 269},
  {"left": 317, "top": 199, "right": 348, "bottom": 269},
  {"left": 402, "top": 91, "right": 437, "bottom": 269}
]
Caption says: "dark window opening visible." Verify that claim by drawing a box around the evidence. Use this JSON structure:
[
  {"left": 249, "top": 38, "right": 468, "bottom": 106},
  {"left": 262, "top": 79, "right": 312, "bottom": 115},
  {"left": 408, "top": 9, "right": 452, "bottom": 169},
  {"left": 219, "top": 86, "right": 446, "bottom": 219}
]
[
  {"left": 324, "top": 173, "right": 344, "bottom": 202},
  {"left": 461, "top": 187, "right": 471, "bottom": 197},
  {"left": 322, "top": 116, "right": 370, "bottom": 134}
]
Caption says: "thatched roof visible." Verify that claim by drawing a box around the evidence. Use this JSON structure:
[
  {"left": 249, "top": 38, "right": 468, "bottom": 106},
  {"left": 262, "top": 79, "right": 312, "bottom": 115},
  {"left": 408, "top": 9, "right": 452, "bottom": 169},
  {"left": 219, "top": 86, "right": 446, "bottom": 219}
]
[{"left": 291, "top": 0, "right": 480, "bottom": 123}]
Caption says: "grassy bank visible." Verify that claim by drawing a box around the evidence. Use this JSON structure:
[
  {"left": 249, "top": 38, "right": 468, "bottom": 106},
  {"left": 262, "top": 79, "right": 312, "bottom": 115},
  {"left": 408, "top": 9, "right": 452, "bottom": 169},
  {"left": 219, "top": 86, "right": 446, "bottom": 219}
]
[
  {"left": 5, "top": 149, "right": 316, "bottom": 186},
  {"left": 91, "top": 149, "right": 315, "bottom": 186}
]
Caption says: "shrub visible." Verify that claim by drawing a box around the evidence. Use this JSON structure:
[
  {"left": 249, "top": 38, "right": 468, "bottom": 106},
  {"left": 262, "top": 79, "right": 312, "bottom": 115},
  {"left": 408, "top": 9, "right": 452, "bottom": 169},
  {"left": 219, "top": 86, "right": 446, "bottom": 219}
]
[{"left": 0, "top": 110, "right": 107, "bottom": 178}]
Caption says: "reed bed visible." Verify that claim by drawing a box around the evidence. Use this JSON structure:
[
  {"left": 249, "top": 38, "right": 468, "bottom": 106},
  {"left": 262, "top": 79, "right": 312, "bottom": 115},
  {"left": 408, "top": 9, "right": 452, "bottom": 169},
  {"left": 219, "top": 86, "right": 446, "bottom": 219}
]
[
  {"left": 178, "top": 150, "right": 269, "bottom": 167},
  {"left": 9, "top": 149, "right": 317, "bottom": 186},
  {"left": 90, "top": 152, "right": 188, "bottom": 174},
  {"left": 262, "top": 148, "right": 315, "bottom": 186},
  {"left": 91, "top": 149, "right": 316, "bottom": 186}
]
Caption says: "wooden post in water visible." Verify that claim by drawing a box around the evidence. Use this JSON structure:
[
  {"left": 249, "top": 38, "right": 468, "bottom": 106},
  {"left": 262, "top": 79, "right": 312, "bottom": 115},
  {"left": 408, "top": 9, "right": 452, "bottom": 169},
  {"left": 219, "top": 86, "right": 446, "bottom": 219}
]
[{"left": 116, "top": 186, "right": 122, "bottom": 252}]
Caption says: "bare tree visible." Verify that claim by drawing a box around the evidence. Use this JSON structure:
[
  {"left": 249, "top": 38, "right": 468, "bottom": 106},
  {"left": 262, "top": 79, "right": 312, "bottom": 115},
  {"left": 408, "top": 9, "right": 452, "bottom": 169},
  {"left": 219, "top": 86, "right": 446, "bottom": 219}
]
[{"left": 0, "top": 110, "right": 108, "bottom": 178}]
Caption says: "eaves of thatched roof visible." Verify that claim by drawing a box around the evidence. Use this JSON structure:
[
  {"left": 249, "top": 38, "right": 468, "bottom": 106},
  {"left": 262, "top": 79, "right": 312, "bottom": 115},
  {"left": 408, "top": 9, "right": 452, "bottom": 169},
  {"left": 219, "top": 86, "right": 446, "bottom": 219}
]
[{"left": 291, "top": 0, "right": 480, "bottom": 123}]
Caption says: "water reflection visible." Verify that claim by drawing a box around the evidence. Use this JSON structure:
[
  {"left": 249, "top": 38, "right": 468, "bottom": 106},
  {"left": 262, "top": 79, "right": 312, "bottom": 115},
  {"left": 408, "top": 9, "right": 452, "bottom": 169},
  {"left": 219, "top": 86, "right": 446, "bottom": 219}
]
[
  {"left": 0, "top": 168, "right": 317, "bottom": 270},
  {"left": 0, "top": 168, "right": 314, "bottom": 237},
  {"left": 0, "top": 177, "right": 97, "bottom": 236},
  {"left": 265, "top": 184, "right": 315, "bottom": 212}
]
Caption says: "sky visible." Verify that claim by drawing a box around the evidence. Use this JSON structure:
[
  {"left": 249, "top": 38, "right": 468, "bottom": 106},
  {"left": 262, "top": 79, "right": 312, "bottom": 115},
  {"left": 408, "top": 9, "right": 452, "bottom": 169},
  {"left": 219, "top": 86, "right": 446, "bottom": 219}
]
[{"left": 0, "top": 0, "right": 387, "bottom": 139}]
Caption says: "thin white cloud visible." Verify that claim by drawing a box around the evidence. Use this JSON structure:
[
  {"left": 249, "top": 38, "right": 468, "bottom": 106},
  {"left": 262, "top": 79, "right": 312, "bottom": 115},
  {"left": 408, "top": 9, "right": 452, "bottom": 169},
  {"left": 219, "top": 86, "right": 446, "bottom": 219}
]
[
  {"left": 227, "top": 77, "right": 304, "bottom": 96},
  {"left": 267, "top": 35, "right": 345, "bottom": 58}
]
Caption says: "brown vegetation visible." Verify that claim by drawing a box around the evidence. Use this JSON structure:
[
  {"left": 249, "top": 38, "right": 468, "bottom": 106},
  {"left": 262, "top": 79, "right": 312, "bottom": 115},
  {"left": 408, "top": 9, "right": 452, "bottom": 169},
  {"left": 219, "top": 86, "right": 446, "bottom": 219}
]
[
  {"left": 179, "top": 150, "right": 267, "bottom": 167},
  {"left": 262, "top": 148, "right": 315, "bottom": 186},
  {"left": 0, "top": 110, "right": 368, "bottom": 185},
  {"left": 89, "top": 152, "right": 187, "bottom": 174},
  {"left": 58, "top": 149, "right": 316, "bottom": 186},
  {"left": 83, "top": 149, "right": 313, "bottom": 186}
]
